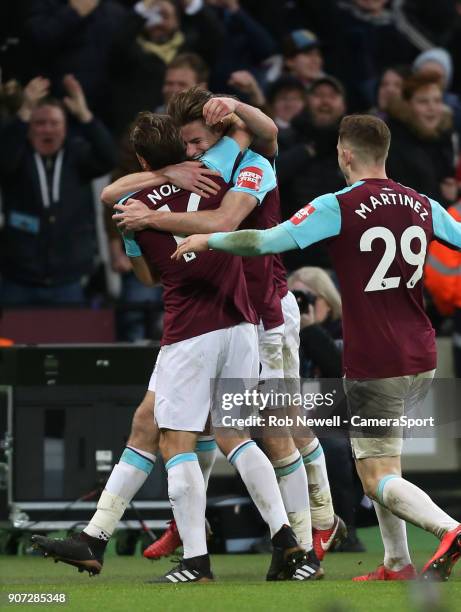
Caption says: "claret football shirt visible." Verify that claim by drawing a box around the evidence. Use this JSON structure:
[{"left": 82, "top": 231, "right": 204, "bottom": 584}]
[{"left": 282, "top": 178, "right": 461, "bottom": 379}]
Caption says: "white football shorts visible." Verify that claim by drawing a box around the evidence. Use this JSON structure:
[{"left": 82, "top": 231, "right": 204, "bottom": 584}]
[{"left": 149, "top": 322, "right": 259, "bottom": 431}]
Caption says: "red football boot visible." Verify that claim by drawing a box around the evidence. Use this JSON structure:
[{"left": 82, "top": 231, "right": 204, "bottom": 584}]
[
  {"left": 313, "top": 515, "right": 347, "bottom": 561},
  {"left": 143, "top": 520, "right": 182, "bottom": 560},
  {"left": 353, "top": 563, "right": 417, "bottom": 582},
  {"left": 420, "top": 524, "right": 461, "bottom": 581}
]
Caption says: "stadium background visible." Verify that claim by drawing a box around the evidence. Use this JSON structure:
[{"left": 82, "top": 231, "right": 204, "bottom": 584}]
[{"left": 1, "top": 1, "right": 461, "bottom": 609}]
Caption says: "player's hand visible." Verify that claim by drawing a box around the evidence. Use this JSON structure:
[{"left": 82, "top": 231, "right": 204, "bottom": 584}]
[
  {"left": 171, "top": 234, "right": 211, "bottom": 260},
  {"left": 163, "top": 161, "right": 221, "bottom": 197},
  {"left": 203, "top": 97, "right": 239, "bottom": 126},
  {"left": 113, "top": 198, "right": 153, "bottom": 231},
  {"left": 300, "top": 304, "right": 316, "bottom": 328},
  {"left": 70, "top": 0, "right": 100, "bottom": 18},
  {"left": 62, "top": 74, "right": 93, "bottom": 123}
]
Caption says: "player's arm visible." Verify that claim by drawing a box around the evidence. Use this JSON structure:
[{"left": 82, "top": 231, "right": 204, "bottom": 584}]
[
  {"left": 114, "top": 190, "right": 258, "bottom": 234},
  {"left": 114, "top": 153, "right": 277, "bottom": 234},
  {"left": 172, "top": 224, "right": 297, "bottom": 259},
  {"left": 430, "top": 198, "right": 461, "bottom": 249},
  {"left": 171, "top": 194, "right": 342, "bottom": 259},
  {"left": 121, "top": 232, "right": 159, "bottom": 287},
  {"left": 204, "top": 97, "right": 278, "bottom": 158},
  {"left": 101, "top": 162, "right": 221, "bottom": 207}
]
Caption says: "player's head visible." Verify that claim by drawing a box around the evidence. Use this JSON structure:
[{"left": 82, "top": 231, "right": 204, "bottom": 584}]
[
  {"left": 162, "top": 54, "right": 209, "bottom": 105},
  {"left": 130, "top": 112, "right": 185, "bottom": 171},
  {"left": 29, "top": 98, "right": 66, "bottom": 156},
  {"left": 167, "top": 87, "right": 227, "bottom": 160},
  {"left": 337, "top": 114, "right": 390, "bottom": 184}
]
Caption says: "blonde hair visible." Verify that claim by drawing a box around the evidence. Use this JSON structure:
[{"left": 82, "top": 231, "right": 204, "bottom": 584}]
[{"left": 288, "top": 267, "right": 342, "bottom": 320}]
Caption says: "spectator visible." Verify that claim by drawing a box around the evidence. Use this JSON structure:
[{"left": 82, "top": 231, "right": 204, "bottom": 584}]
[
  {"left": 22, "top": 0, "right": 128, "bottom": 122},
  {"left": 108, "top": 1, "right": 222, "bottom": 138},
  {"left": 0, "top": 75, "right": 115, "bottom": 304},
  {"left": 413, "top": 47, "right": 461, "bottom": 134},
  {"left": 266, "top": 76, "right": 306, "bottom": 150},
  {"left": 330, "top": 0, "right": 420, "bottom": 111},
  {"left": 386, "top": 71, "right": 457, "bottom": 206},
  {"left": 227, "top": 72, "right": 307, "bottom": 150},
  {"left": 288, "top": 266, "right": 365, "bottom": 553},
  {"left": 207, "top": 0, "right": 276, "bottom": 92},
  {"left": 156, "top": 52, "right": 209, "bottom": 113},
  {"left": 282, "top": 30, "right": 324, "bottom": 89},
  {"left": 370, "top": 65, "right": 411, "bottom": 121},
  {"left": 277, "top": 76, "right": 347, "bottom": 271}
]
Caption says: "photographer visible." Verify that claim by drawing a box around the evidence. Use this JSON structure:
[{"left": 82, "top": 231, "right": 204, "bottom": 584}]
[
  {"left": 288, "top": 266, "right": 365, "bottom": 553},
  {"left": 288, "top": 266, "right": 342, "bottom": 378}
]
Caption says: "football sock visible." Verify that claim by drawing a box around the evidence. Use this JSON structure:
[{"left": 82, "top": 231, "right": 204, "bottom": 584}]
[
  {"left": 228, "top": 440, "right": 289, "bottom": 538},
  {"left": 84, "top": 446, "right": 156, "bottom": 541},
  {"left": 165, "top": 453, "right": 207, "bottom": 559},
  {"left": 300, "top": 439, "right": 335, "bottom": 530},
  {"left": 272, "top": 450, "right": 312, "bottom": 551},
  {"left": 378, "top": 475, "right": 458, "bottom": 540},
  {"left": 373, "top": 501, "right": 412, "bottom": 571},
  {"left": 195, "top": 436, "right": 217, "bottom": 490}
]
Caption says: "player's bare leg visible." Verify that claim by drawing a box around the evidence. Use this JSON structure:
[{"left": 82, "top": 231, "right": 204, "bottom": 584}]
[
  {"left": 355, "top": 455, "right": 461, "bottom": 581},
  {"left": 32, "top": 392, "right": 158, "bottom": 574},
  {"left": 215, "top": 430, "right": 322, "bottom": 581}
]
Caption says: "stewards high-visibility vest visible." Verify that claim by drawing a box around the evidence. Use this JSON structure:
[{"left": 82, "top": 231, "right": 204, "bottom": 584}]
[{"left": 424, "top": 202, "right": 461, "bottom": 315}]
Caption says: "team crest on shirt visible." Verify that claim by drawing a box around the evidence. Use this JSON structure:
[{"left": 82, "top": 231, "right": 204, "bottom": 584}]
[
  {"left": 290, "top": 204, "right": 316, "bottom": 225},
  {"left": 236, "top": 166, "right": 263, "bottom": 191}
]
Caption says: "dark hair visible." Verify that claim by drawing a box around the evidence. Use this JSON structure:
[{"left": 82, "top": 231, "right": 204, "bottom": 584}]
[
  {"left": 339, "top": 114, "right": 391, "bottom": 163},
  {"left": 402, "top": 71, "right": 444, "bottom": 101},
  {"left": 167, "top": 86, "right": 214, "bottom": 127},
  {"left": 266, "top": 76, "right": 305, "bottom": 104},
  {"left": 129, "top": 112, "right": 185, "bottom": 170},
  {"left": 168, "top": 53, "right": 209, "bottom": 85}
]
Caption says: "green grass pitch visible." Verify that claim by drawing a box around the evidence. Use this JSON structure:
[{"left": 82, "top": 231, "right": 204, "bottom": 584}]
[{"left": 1, "top": 526, "right": 460, "bottom": 612}]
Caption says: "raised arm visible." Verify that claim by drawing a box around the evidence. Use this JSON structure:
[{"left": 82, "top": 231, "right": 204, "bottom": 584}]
[
  {"left": 203, "top": 97, "right": 278, "bottom": 158},
  {"left": 101, "top": 162, "right": 221, "bottom": 207}
]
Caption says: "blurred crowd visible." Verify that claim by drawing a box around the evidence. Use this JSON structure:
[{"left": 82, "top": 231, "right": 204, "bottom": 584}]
[{"left": 1, "top": 0, "right": 461, "bottom": 359}]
